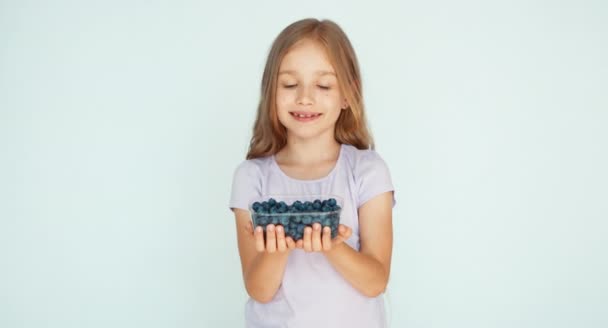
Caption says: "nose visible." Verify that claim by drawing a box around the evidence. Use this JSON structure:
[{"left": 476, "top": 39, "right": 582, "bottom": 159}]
[{"left": 296, "top": 85, "right": 314, "bottom": 106}]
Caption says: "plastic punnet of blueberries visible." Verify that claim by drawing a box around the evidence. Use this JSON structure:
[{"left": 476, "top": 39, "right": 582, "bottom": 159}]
[{"left": 250, "top": 197, "right": 342, "bottom": 241}]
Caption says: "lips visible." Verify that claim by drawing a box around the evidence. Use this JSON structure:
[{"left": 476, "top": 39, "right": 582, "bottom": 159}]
[{"left": 290, "top": 111, "right": 322, "bottom": 122}]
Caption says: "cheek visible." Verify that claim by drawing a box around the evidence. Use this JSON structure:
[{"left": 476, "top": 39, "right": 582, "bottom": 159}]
[
  {"left": 275, "top": 94, "right": 291, "bottom": 123},
  {"left": 319, "top": 92, "right": 342, "bottom": 109},
  {"left": 275, "top": 91, "right": 293, "bottom": 108}
]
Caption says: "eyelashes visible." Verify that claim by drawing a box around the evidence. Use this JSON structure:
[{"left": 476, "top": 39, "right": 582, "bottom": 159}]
[{"left": 282, "top": 84, "right": 331, "bottom": 90}]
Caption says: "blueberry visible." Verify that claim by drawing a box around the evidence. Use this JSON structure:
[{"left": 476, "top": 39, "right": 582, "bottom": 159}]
[
  {"left": 294, "top": 215, "right": 302, "bottom": 223},
  {"left": 328, "top": 198, "right": 337, "bottom": 207},
  {"left": 252, "top": 202, "right": 261, "bottom": 212},
  {"left": 293, "top": 201, "right": 303, "bottom": 210},
  {"left": 257, "top": 216, "right": 269, "bottom": 225},
  {"left": 302, "top": 215, "right": 312, "bottom": 225},
  {"left": 322, "top": 218, "right": 331, "bottom": 226},
  {"left": 279, "top": 216, "right": 289, "bottom": 226},
  {"left": 313, "top": 200, "right": 322, "bottom": 210},
  {"left": 321, "top": 205, "right": 331, "bottom": 212},
  {"left": 268, "top": 198, "right": 277, "bottom": 206}
]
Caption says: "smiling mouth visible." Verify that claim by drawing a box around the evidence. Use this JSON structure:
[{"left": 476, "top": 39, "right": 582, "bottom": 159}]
[{"left": 290, "top": 112, "right": 322, "bottom": 122}]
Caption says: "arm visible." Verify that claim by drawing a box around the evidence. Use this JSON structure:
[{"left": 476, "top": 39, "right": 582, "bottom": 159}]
[
  {"left": 323, "top": 191, "right": 393, "bottom": 297},
  {"left": 233, "top": 208, "right": 294, "bottom": 303}
]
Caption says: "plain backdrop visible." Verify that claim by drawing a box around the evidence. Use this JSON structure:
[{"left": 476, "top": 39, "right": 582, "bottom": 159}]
[{"left": 1, "top": 0, "right": 607, "bottom": 327}]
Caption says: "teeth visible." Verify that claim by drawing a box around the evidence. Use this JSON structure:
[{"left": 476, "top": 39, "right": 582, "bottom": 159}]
[{"left": 294, "top": 113, "right": 317, "bottom": 118}]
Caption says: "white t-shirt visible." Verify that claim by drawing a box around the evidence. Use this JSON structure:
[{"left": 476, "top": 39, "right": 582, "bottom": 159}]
[{"left": 229, "top": 143, "right": 396, "bottom": 328}]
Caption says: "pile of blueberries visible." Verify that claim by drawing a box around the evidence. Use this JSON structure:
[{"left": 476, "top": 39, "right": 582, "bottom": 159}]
[{"left": 251, "top": 198, "right": 341, "bottom": 241}]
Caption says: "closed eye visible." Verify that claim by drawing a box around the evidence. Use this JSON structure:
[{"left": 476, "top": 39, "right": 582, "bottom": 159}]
[{"left": 281, "top": 84, "right": 330, "bottom": 90}]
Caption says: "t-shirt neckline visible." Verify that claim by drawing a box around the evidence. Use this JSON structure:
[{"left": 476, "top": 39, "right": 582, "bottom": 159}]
[{"left": 271, "top": 143, "right": 344, "bottom": 183}]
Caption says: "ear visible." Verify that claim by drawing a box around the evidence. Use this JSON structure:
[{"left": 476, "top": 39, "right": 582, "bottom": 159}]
[{"left": 341, "top": 98, "right": 348, "bottom": 110}]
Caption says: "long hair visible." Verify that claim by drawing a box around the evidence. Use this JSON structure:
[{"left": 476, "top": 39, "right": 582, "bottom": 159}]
[{"left": 246, "top": 18, "right": 374, "bottom": 160}]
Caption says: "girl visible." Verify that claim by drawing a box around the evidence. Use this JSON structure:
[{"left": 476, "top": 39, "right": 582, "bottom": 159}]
[{"left": 229, "top": 18, "right": 396, "bottom": 328}]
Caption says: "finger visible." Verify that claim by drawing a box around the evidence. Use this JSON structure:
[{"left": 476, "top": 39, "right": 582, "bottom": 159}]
[
  {"left": 276, "top": 225, "right": 287, "bottom": 252},
  {"left": 286, "top": 236, "right": 296, "bottom": 249},
  {"left": 335, "top": 225, "right": 352, "bottom": 244},
  {"left": 266, "top": 224, "right": 276, "bottom": 253},
  {"left": 311, "top": 223, "right": 322, "bottom": 251},
  {"left": 303, "top": 226, "right": 312, "bottom": 252},
  {"left": 296, "top": 239, "right": 303, "bottom": 248},
  {"left": 338, "top": 224, "right": 351, "bottom": 238},
  {"left": 322, "top": 226, "right": 332, "bottom": 251},
  {"left": 341, "top": 225, "right": 352, "bottom": 239},
  {"left": 332, "top": 225, "right": 352, "bottom": 245},
  {"left": 254, "top": 226, "right": 265, "bottom": 252}
]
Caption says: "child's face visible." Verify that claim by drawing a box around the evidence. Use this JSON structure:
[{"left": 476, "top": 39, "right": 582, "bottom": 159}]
[{"left": 276, "top": 39, "right": 345, "bottom": 141}]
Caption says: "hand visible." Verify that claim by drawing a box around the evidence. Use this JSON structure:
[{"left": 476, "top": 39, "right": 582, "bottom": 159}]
[
  {"left": 296, "top": 223, "right": 352, "bottom": 253},
  {"left": 252, "top": 223, "right": 297, "bottom": 254}
]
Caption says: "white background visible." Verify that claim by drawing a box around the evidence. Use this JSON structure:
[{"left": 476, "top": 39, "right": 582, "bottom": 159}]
[{"left": 1, "top": 0, "right": 607, "bottom": 327}]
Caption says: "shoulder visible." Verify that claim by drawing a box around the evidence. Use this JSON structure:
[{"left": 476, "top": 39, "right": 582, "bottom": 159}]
[
  {"left": 341, "top": 144, "right": 390, "bottom": 175},
  {"left": 341, "top": 144, "right": 395, "bottom": 208},
  {"left": 231, "top": 156, "right": 272, "bottom": 180},
  {"left": 229, "top": 156, "right": 272, "bottom": 210}
]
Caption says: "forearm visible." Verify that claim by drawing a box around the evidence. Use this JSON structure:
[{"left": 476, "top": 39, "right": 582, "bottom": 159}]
[
  {"left": 324, "top": 243, "right": 388, "bottom": 297},
  {"left": 244, "top": 252, "right": 290, "bottom": 303}
]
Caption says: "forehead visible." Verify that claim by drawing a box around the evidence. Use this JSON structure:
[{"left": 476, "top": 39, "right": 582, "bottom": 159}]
[{"left": 278, "top": 39, "right": 336, "bottom": 76}]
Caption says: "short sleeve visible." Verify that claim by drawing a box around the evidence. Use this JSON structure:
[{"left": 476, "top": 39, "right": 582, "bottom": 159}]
[
  {"left": 356, "top": 151, "right": 396, "bottom": 209},
  {"left": 228, "top": 160, "right": 262, "bottom": 212}
]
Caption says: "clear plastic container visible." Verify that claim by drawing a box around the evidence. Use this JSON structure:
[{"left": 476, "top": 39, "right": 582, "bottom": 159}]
[{"left": 248, "top": 194, "right": 343, "bottom": 240}]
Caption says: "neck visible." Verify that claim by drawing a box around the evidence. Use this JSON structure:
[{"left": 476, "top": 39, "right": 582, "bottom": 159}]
[{"left": 278, "top": 135, "right": 341, "bottom": 166}]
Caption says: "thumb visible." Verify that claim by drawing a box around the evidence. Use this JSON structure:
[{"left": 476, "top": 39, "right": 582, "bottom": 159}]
[
  {"left": 339, "top": 225, "right": 352, "bottom": 239},
  {"left": 331, "top": 225, "right": 351, "bottom": 245}
]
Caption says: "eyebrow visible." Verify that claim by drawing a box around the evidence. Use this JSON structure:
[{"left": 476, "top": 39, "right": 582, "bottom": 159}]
[{"left": 278, "top": 70, "right": 336, "bottom": 76}]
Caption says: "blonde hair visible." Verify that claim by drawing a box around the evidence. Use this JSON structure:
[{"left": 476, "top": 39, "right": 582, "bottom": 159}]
[{"left": 246, "top": 18, "right": 374, "bottom": 160}]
